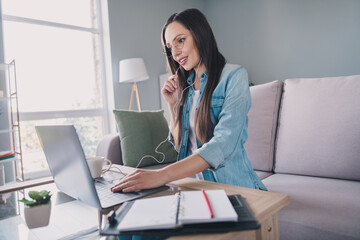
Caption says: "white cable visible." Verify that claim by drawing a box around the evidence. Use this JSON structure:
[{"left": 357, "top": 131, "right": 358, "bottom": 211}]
[
  {"left": 173, "top": 59, "right": 202, "bottom": 118},
  {"left": 135, "top": 60, "right": 203, "bottom": 168},
  {"left": 135, "top": 136, "right": 170, "bottom": 168}
]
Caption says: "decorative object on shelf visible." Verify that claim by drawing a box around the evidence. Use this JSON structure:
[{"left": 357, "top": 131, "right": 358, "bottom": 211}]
[
  {"left": 19, "top": 190, "right": 52, "bottom": 229},
  {"left": 0, "top": 151, "right": 15, "bottom": 161},
  {"left": 119, "top": 58, "right": 149, "bottom": 111},
  {"left": 0, "top": 151, "right": 16, "bottom": 185},
  {"left": 0, "top": 60, "right": 24, "bottom": 182}
]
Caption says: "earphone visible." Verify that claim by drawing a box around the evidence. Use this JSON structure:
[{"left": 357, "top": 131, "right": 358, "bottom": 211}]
[{"left": 135, "top": 59, "right": 203, "bottom": 168}]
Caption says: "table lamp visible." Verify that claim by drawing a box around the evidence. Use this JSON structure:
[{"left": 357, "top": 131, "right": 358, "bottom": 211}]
[{"left": 119, "top": 58, "right": 149, "bottom": 111}]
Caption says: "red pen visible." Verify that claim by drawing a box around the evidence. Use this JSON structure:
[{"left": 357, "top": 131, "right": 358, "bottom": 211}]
[{"left": 202, "top": 189, "right": 214, "bottom": 218}]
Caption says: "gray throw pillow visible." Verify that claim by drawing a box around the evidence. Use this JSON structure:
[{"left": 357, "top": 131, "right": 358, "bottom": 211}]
[{"left": 244, "top": 80, "right": 283, "bottom": 172}]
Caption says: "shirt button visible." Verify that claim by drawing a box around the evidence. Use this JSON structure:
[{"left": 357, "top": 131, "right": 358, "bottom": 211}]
[
  {"left": 186, "top": 110, "right": 189, "bottom": 113},
  {"left": 181, "top": 145, "right": 185, "bottom": 148}
]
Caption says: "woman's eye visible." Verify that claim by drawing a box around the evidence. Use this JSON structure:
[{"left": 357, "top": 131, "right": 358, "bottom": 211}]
[{"left": 178, "top": 37, "right": 185, "bottom": 44}]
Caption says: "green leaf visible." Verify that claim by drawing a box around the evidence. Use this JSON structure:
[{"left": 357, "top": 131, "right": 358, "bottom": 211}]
[
  {"left": 19, "top": 197, "right": 38, "bottom": 207},
  {"left": 20, "top": 190, "right": 52, "bottom": 206}
]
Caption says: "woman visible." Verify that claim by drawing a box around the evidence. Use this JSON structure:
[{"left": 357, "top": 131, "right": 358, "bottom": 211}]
[{"left": 112, "top": 8, "right": 266, "bottom": 193}]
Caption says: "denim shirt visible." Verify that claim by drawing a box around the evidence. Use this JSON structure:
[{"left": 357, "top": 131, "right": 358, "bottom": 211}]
[{"left": 171, "top": 64, "right": 267, "bottom": 190}]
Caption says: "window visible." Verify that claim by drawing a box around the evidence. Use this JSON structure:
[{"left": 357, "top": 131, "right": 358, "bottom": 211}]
[{"left": 1, "top": 0, "right": 113, "bottom": 179}]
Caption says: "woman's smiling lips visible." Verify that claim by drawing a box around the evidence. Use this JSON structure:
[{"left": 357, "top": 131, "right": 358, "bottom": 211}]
[{"left": 178, "top": 56, "right": 188, "bottom": 66}]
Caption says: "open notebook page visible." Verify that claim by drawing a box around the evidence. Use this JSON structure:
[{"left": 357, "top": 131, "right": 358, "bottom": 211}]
[
  {"left": 117, "top": 195, "right": 176, "bottom": 231},
  {"left": 179, "top": 190, "right": 238, "bottom": 224}
]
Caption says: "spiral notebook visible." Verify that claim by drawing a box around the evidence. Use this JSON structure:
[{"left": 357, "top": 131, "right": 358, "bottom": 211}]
[
  {"left": 116, "top": 190, "right": 237, "bottom": 231},
  {"left": 101, "top": 191, "right": 260, "bottom": 236}
]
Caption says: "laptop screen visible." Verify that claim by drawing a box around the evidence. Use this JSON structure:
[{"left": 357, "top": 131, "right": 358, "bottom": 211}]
[{"left": 36, "top": 125, "right": 102, "bottom": 209}]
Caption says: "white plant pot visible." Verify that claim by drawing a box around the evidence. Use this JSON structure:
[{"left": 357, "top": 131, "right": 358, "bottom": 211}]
[{"left": 24, "top": 201, "right": 51, "bottom": 229}]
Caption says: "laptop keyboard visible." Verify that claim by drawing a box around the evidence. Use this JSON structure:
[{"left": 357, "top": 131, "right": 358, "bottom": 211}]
[
  {"left": 95, "top": 181, "right": 141, "bottom": 207},
  {"left": 93, "top": 171, "right": 169, "bottom": 208}
]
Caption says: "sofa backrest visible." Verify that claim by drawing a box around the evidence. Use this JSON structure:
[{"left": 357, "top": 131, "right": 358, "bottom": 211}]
[
  {"left": 245, "top": 80, "right": 283, "bottom": 172},
  {"left": 274, "top": 75, "right": 360, "bottom": 181}
]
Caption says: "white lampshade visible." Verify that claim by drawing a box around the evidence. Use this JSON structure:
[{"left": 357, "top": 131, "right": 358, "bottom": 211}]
[{"left": 119, "top": 58, "right": 149, "bottom": 83}]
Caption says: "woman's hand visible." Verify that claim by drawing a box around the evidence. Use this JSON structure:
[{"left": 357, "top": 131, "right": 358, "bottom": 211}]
[
  {"left": 111, "top": 169, "right": 170, "bottom": 192},
  {"left": 111, "top": 154, "right": 210, "bottom": 192},
  {"left": 161, "top": 74, "right": 179, "bottom": 107}
]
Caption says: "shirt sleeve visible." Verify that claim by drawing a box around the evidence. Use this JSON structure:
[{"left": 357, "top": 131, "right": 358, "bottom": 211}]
[{"left": 195, "top": 67, "right": 251, "bottom": 169}]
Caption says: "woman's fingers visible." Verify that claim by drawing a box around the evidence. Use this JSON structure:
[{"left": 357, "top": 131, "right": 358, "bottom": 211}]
[
  {"left": 111, "top": 179, "right": 138, "bottom": 192},
  {"left": 122, "top": 184, "right": 141, "bottom": 192},
  {"left": 161, "top": 75, "right": 180, "bottom": 106},
  {"left": 111, "top": 169, "right": 167, "bottom": 192},
  {"left": 110, "top": 170, "right": 141, "bottom": 192},
  {"left": 163, "top": 75, "right": 178, "bottom": 91},
  {"left": 163, "top": 84, "right": 175, "bottom": 93}
]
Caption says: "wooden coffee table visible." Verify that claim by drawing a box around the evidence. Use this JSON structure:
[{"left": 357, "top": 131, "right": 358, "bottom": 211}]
[{"left": 118, "top": 165, "right": 289, "bottom": 240}]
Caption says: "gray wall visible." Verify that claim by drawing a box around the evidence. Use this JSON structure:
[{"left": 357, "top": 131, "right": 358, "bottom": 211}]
[
  {"left": 109, "top": 0, "right": 360, "bottom": 110},
  {"left": 108, "top": 0, "right": 205, "bottom": 111},
  {"left": 206, "top": 0, "right": 360, "bottom": 85}
]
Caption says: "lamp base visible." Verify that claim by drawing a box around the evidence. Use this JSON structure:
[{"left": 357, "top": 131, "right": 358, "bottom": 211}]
[{"left": 129, "top": 82, "right": 142, "bottom": 111}]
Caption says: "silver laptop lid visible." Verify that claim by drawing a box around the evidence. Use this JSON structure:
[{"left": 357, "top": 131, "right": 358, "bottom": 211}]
[{"left": 36, "top": 125, "right": 101, "bottom": 209}]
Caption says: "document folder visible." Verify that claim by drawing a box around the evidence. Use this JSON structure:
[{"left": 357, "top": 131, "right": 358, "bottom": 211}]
[{"left": 101, "top": 192, "right": 260, "bottom": 237}]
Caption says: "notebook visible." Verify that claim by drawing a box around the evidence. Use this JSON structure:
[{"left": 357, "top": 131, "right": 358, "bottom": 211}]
[
  {"left": 117, "top": 190, "right": 238, "bottom": 231},
  {"left": 101, "top": 191, "right": 260, "bottom": 236},
  {"left": 35, "top": 125, "right": 168, "bottom": 210}
]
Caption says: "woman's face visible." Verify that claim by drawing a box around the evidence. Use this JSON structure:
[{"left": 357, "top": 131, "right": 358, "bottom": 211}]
[{"left": 164, "top": 21, "right": 201, "bottom": 72}]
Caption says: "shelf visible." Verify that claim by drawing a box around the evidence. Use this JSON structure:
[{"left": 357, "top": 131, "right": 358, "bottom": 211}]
[
  {"left": 0, "top": 60, "right": 24, "bottom": 182},
  {"left": 0, "top": 63, "right": 10, "bottom": 71},
  {"left": 0, "top": 129, "right": 18, "bottom": 134},
  {"left": 0, "top": 96, "right": 16, "bottom": 100},
  {"left": 0, "top": 157, "right": 20, "bottom": 164},
  {"left": 0, "top": 97, "right": 12, "bottom": 101}
]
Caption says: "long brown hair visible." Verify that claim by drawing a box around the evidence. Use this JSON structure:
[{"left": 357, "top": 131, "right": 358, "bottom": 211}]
[{"left": 161, "top": 8, "right": 226, "bottom": 147}]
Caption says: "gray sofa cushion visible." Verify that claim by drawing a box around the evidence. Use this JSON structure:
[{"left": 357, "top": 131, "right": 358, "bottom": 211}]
[
  {"left": 245, "top": 80, "right": 283, "bottom": 172},
  {"left": 96, "top": 133, "right": 123, "bottom": 165},
  {"left": 254, "top": 170, "right": 273, "bottom": 180},
  {"left": 263, "top": 174, "right": 360, "bottom": 240},
  {"left": 275, "top": 75, "right": 360, "bottom": 181}
]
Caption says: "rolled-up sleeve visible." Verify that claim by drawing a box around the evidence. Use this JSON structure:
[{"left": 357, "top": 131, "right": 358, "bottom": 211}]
[{"left": 195, "top": 67, "right": 250, "bottom": 169}]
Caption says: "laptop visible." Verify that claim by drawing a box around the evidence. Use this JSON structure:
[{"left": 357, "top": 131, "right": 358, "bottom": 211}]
[{"left": 35, "top": 125, "right": 168, "bottom": 210}]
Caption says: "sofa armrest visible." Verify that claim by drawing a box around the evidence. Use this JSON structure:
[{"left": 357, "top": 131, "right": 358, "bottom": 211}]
[{"left": 96, "top": 133, "right": 123, "bottom": 165}]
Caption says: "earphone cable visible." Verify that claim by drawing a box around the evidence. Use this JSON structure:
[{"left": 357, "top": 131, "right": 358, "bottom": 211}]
[{"left": 135, "top": 59, "right": 203, "bottom": 168}]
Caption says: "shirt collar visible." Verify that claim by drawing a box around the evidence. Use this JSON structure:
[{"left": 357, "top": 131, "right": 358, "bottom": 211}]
[{"left": 186, "top": 69, "right": 208, "bottom": 85}]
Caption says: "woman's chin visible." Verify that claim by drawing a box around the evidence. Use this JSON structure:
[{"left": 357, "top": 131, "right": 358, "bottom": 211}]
[{"left": 182, "top": 65, "right": 191, "bottom": 71}]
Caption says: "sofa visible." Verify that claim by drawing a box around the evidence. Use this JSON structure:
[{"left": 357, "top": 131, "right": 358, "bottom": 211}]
[{"left": 96, "top": 75, "right": 360, "bottom": 240}]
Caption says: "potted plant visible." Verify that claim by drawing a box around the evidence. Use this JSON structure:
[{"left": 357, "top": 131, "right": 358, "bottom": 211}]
[{"left": 19, "top": 190, "right": 52, "bottom": 229}]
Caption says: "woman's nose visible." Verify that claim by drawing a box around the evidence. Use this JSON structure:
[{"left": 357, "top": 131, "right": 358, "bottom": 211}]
[{"left": 172, "top": 48, "right": 181, "bottom": 59}]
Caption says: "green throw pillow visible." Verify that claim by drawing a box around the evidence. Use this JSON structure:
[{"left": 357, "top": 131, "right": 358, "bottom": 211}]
[{"left": 113, "top": 110, "right": 178, "bottom": 168}]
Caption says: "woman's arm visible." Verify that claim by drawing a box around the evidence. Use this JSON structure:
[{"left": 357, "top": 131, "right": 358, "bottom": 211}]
[{"left": 111, "top": 154, "right": 210, "bottom": 192}]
